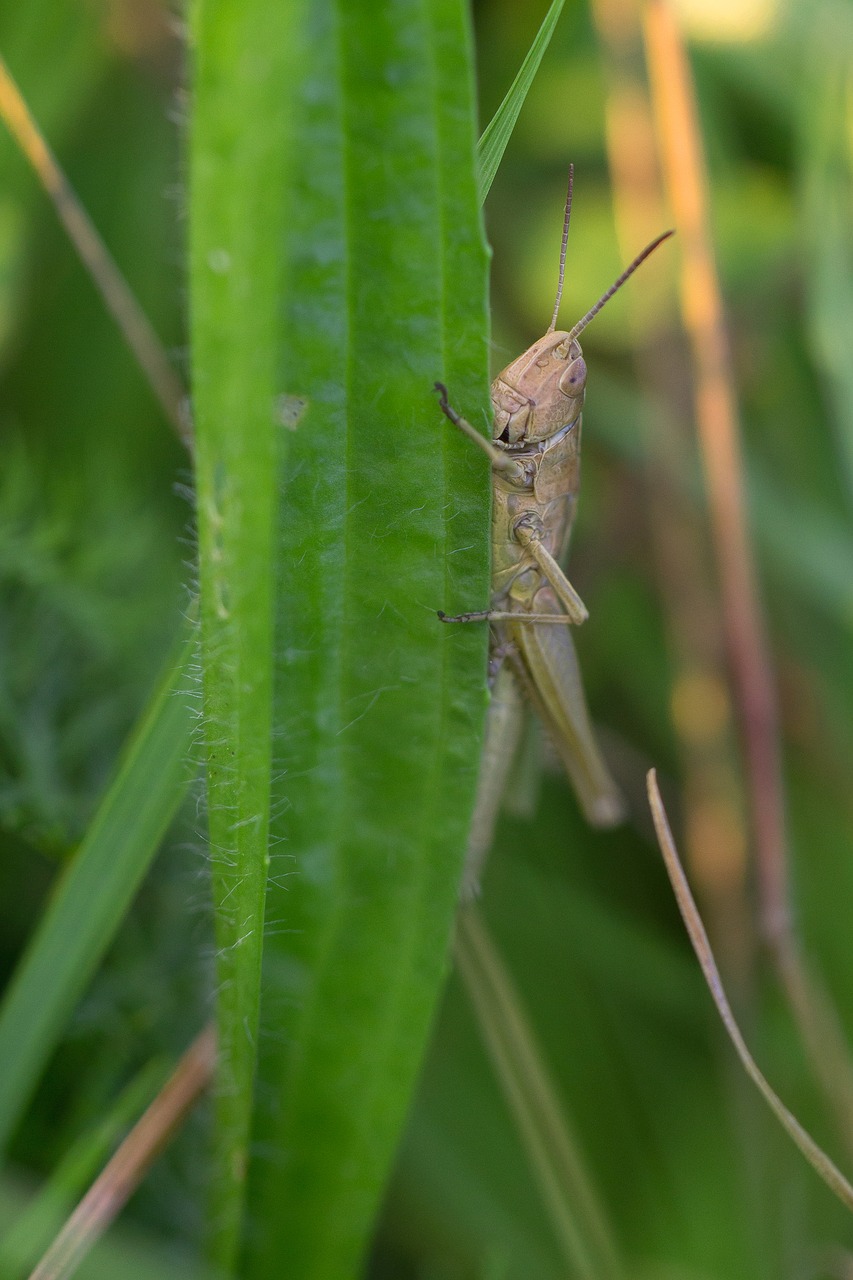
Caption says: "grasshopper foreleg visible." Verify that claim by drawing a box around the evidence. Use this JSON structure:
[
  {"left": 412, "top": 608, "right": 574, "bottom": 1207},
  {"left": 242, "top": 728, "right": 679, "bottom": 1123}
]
[{"left": 434, "top": 382, "right": 523, "bottom": 478}]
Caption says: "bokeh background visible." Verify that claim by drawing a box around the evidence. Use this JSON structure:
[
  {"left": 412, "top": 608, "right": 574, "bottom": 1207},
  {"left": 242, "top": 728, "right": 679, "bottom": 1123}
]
[{"left": 1, "top": 0, "right": 853, "bottom": 1276}]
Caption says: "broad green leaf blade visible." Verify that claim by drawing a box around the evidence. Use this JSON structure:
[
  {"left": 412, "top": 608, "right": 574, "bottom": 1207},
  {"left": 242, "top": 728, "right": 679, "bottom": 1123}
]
[
  {"left": 477, "top": 0, "right": 566, "bottom": 204},
  {"left": 188, "top": 0, "right": 305, "bottom": 1266},
  {"left": 0, "top": 623, "right": 195, "bottom": 1159},
  {"left": 237, "top": 1, "right": 491, "bottom": 1275}
]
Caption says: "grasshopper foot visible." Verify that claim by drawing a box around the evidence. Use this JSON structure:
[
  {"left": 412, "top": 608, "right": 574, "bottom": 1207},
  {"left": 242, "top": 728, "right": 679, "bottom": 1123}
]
[
  {"left": 438, "top": 608, "right": 492, "bottom": 624},
  {"left": 434, "top": 381, "right": 460, "bottom": 427}
]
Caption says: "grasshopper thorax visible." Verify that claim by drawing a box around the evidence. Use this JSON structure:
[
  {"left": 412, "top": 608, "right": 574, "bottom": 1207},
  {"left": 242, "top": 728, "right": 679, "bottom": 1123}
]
[{"left": 491, "top": 331, "right": 587, "bottom": 447}]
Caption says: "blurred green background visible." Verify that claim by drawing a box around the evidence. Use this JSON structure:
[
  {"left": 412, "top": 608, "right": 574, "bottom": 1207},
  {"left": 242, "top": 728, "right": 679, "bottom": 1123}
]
[{"left": 1, "top": 0, "right": 853, "bottom": 1276}]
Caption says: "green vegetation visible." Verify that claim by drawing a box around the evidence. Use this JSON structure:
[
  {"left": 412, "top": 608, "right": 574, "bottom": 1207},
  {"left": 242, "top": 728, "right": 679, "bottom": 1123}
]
[{"left": 1, "top": 0, "right": 852, "bottom": 1276}]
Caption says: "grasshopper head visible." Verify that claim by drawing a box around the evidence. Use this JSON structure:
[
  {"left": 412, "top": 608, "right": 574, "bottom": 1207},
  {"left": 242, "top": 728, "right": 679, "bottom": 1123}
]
[
  {"left": 489, "top": 175, "right": 673, "bottom": 448},
  {"left": 491, "top": 331, "right": 586, "bottom": 446}
]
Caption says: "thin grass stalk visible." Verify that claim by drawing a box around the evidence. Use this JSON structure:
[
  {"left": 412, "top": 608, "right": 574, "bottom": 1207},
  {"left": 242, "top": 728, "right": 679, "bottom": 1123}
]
[
  {"left": 589, "top": 0, "right": 775, "bottom": 1220},
  {"left": 28, "top": 1026, "right": 215, "bottom": 1280},
  {"left": 647, "top": 772, "right": 853, "bottom": 1214},
  {"left": 454, "top": 908, "right": 623, "bottom": 1280},
  {"left": 0, "top": 53, "right": 190, "bottom": 448},
  {"left": 642, "top": 0, "right": 786, "bottom": 943},
  {"left": 642, "top": 0, "right": 853, "bottom": 1159},
  {"left": 590, "top": 0, "right": 754, "bottom": 988}
]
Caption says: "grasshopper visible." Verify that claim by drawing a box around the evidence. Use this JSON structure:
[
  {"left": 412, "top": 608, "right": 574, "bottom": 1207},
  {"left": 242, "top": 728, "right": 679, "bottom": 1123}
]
[{"left": 436, "top": 170, "right": 672, "bottom": 899}]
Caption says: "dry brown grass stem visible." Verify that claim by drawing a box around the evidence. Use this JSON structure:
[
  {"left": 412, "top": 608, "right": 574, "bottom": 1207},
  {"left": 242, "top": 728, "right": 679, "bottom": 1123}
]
[
  {"left": 642, "top": 0, "right": 853, "bottom": 1160},
  {"left": 0, "top": 53, "right": 192, "bottom": 452},
  {"left": 648, "top": 772, "right": 853, "bottom": 1214},
  {"left": 590, "top": 0, "right": 753, "bottom": 986},
  {"left": 29, "top": 1024, "right": 215, "bottom": 1280},
  {"left": 641, "top": 0, "right": 786, "bottom": 947}
]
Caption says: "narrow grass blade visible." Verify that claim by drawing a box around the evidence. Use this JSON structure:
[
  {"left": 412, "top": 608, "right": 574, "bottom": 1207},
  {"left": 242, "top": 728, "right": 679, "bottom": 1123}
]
[
  {"left": 0, "top": 622, "right": 196, "bottom": 1159},
  {"left": 455, "top": 907, "right": 623, "bottom": 1279},
  {"left": 647, "top": 770, "right": 853, "bottom": 1214},
  {"left": 477, "top": 0, "right": 566, "bottom": 203}
]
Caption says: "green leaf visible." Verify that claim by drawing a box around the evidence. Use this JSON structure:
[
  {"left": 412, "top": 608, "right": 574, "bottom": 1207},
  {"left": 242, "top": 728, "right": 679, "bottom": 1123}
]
[
  {"left": 477, "top": 0, "right": 566, "bottom": 204},
  {"left": 188, "top": 0, "right": 304, "bottom": 1264},
  {"left": 190, "top": 0, "right": 491, "bottom": 1274},
  {"left": 0, "top": 623, "right": 195, "bottom": 1159}
]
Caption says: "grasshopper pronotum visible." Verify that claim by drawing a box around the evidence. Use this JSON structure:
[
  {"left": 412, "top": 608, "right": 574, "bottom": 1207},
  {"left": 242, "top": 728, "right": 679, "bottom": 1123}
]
[{"left": 437, "top": 169, "right": 672, "bottom": 899}]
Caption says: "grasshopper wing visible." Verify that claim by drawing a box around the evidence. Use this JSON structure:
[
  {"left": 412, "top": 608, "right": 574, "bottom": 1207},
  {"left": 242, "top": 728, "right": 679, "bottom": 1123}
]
[{"left": 509, "top": 600, "right": 625, "bottom": 828}]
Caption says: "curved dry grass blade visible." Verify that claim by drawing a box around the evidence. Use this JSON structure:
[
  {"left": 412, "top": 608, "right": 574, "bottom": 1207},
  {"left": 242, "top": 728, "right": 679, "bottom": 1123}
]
[
  {"left": 0, "top": 53, "right": 190, "bottom": 449},
  {"left": 28, "top": 1025, "right": 216, "bottom": 1280},
  {"left": 647, "top": 769, "right": 853, "bottom": 1214},
  {"left": 454, "top": 906, "right": 623, "bottom": 1279}
]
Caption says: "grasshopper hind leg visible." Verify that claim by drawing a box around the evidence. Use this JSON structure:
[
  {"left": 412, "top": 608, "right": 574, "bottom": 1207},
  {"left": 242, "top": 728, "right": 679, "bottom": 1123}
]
[
  {"left": 509, "top": 612, "right": 625, "bottom": 828},
  {"left": 462, "top": 661, "right": 525, "bottom": 902}
]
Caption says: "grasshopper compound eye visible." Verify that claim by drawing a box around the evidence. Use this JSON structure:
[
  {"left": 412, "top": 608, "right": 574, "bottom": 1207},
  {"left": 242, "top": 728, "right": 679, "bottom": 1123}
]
[{"left": 558, "top": 356, "right": 587, "bottom": 399}]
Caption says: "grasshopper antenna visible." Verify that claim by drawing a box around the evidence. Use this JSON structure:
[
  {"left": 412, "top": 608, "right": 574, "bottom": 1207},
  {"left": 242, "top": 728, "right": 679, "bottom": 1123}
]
[
  {"left": 547, "top": 165, "right": 574, "bottom": 334},
  {"left": 563, "top": 228, "right": 674, "bottom": 346}
]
